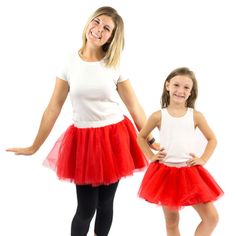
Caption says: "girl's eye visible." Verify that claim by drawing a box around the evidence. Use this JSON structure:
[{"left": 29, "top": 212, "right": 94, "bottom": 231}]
[{"left": 104, "top": 27, "right": 110, "bottom": 32}]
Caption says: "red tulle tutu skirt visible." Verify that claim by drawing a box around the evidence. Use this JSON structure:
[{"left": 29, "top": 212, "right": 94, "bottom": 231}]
[
  {"left": 43, "top": 116, "right": 147, "bottom": 186},
  {"left": 138, "top": 162, "right": 223, "bottom": 209}
]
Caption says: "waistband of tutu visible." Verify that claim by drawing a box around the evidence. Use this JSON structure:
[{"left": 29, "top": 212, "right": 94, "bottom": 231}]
[
  {"left": 73, "top": 115, "right": 125, "bottom": 128},
  {"left": 160, "top": 161, "right": 188, "bottom": 167}
]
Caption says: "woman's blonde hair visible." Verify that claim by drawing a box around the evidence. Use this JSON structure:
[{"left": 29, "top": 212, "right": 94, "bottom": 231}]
[
  {"left": 161, "top": 67, "right": 198, "bottom": 108},
  {"left": 80, "top": 6, "right": 124, "bottom": 68}
]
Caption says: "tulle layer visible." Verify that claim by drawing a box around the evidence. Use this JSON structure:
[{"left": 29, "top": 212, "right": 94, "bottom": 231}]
[
  {"left": 138, "top": 162, "right": 223, "bottom": 209},
  {"left": 43, "top": 117, "right": 148, "bottom": 186}
]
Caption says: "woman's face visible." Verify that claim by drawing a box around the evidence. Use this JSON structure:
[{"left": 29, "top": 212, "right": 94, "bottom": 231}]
[{"left": 86, "top": 15, "right": 115, "bottom": 47}]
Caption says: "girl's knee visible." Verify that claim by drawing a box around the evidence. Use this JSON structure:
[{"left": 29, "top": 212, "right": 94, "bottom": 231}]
[
  {"left": 166, "top": 216, "right": 179, "bottom": 230},
  {"left": 206, "top": 209, "right": 219, "bottom": 227},
  {"left": 196, "top": 203, "right": 219, "bottom": 227},
  {"left": 163, "top": 210, "right": 180, "bottom": 230}
]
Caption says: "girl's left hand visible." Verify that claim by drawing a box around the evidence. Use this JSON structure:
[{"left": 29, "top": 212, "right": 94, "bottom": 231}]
[{"left": 187, "top": 153, "right": 206, "bottom": 166}]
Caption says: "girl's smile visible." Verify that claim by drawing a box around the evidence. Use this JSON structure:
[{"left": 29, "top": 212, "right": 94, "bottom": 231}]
[{"left": 166, "top": 75, "right": 193, "bottom": 105}]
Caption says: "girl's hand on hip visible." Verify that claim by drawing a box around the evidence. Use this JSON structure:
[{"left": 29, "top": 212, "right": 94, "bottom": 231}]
[
  {"left": 150, "top": 148, "right": 166, "bottom": 162},
  {"left": 149, "top": 142, "right": 160, "bottom": 151},
  {"left": 187, "top": 153, "right": 206, "bottom": 166}
]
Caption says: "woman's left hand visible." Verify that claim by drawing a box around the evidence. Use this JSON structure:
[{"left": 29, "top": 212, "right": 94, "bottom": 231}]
[
  {"left": 6, "top": 146, "right": 37, "bottom": 156},
  {"left": 187, "top": 153, "right": 206, "bottom": 166},
  {"left": 149, "top": 142, "right": 160, "bottom": 151}
]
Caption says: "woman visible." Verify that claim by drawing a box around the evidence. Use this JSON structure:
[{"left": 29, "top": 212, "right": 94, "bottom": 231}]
[{"left": 7, "top": 6, "right": 157, "bottom": 236}]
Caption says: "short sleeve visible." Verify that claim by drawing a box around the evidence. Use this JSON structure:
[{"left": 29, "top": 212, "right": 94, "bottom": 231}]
[
  {"left": 117, "top": 57, "right": 129, "bottom": 83},
  {"left": 117, "top": 74, "right": 128, "bottom": 83},
  {"left": 57, "top": 65, "right": 68, "bottom": 82},
  {"left": 56, "top": 54, "right": 72, "bottom": 82}
]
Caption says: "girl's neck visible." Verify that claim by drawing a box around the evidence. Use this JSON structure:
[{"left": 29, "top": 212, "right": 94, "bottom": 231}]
[{"left": 167, "top": 104, "right": 188, "bottom": 117}]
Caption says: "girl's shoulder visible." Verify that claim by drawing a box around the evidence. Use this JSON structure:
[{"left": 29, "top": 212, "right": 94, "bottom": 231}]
[
  {"left": 146, "top": 110, "right": 162, "bottom": 129},
  {"left": 193, "top": 109, "right": 204, "bottom": 118},
  {"left": 149, "top": 110, "right": 162, "bottom": 123},
  {"left": 151, "top": 110, "right": 162, "bottom": 117},
  {"left": 193, "top": 109, "right": 207, "bottom": 126}
]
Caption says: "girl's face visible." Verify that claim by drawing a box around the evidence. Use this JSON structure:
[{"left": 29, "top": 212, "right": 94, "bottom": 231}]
[
  {"left": 166, "top": 75, "right": 193, "bottom": 105},
  {"left": 86, "top": 15, "right": 115, "bottom": 48}
]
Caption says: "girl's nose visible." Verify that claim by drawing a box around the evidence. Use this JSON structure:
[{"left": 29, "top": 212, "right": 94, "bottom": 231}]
[{"left": 177, "top": 87, "right": 184, "bottom": 94}]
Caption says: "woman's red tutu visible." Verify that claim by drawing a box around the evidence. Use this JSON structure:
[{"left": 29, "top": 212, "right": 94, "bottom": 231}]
[
  {"left": 43, "top": 116, "right": 148, "bottom": 186},
  {"left": 138, "top": 162, "right": 223, "bottom": 209}
]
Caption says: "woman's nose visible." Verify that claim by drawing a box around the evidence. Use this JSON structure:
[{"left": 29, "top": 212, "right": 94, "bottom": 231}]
[{"left": 96, "top": 24, "right": 103, "bottom": 32}]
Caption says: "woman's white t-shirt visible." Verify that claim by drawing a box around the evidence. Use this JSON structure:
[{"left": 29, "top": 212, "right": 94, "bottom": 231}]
[{"left": 58, "top": 53, "right": 127, "bottom": 128}]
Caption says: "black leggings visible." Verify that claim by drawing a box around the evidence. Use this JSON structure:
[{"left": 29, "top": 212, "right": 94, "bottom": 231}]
[{"left": 71, "top": 182, "right": 119, "bottom": 236}]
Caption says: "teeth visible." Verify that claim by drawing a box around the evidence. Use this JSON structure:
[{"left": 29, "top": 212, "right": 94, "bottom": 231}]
[
  {"left": 91, "top": 31, "right": 100, "bottom": 39},
  {"left": 174, "top": 94, "right": 184, "bottom": 98}
]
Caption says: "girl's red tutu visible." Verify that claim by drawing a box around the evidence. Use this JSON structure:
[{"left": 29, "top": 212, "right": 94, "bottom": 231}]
[
  {"left": 43, "top": 116, "right": 148, "bottom": 186},
  {"left": 138, "top": 162, "right": 223, "bottom": 209}
]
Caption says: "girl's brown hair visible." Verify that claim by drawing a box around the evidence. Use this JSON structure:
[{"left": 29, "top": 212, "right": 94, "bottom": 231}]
[{"left": 161, "top": 67, "right": 198, "bottom": 108}]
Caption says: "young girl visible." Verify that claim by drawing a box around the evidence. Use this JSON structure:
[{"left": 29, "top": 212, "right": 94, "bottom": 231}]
[
  {"left": 137, "top": 67, "right": 223, "bottom": 236},
  {"left": 7, "top": 6, "right": 157, "bottom": 236}
]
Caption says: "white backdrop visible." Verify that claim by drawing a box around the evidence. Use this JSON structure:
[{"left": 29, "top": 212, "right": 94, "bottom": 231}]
[{"left": 0, "top": 0, "right": 235, "bottom": 235}]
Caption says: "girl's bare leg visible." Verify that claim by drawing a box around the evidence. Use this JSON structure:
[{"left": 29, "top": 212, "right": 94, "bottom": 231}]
[
  {"left": 162, "top": 206, "right": 180, "bottom": 236},
  {"left": 192, "top": 202, "right": 219, "bottom": 236}
]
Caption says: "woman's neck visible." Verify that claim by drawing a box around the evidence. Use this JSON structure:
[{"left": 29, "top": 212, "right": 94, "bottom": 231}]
[{"left": 80, "top": 45, "right": 105, "bottom": 62}]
